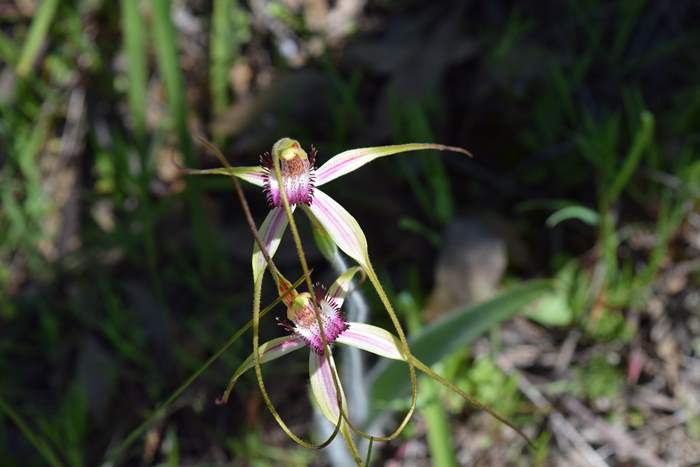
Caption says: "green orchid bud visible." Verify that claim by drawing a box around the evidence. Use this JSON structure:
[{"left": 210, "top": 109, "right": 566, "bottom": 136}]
[
  {"left": 288, "top": 291, "right": 312, "bottom": 321},
  {"left": 272, "top": 137, "right": 308, "bottom": 161},
  {"left": 307, "top": 209, "right": 338, "bottom": 261}
]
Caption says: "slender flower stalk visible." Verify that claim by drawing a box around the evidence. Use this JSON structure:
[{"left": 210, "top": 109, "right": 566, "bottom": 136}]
[{"left": 268, "top": 145, "right": 361, "bottom": 460}]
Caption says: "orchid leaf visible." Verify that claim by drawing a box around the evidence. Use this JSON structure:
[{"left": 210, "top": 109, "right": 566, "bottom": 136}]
[
  {"left": 315, "top": 143, "right": 471, "bottom": 186},
  {"left": 369, "top": 280, "right": 551, "bottom": 407},
  {"left": 305, "top": 208, "right": 339, "bottom": 261}
]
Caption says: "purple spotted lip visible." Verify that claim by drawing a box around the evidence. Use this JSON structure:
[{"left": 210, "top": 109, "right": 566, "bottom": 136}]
[
  {"left": 281, "top": 285, "right": 348, "bottom": 355},
  {"left": 260, "top": 146, "right": 316, "bottom": 208}
]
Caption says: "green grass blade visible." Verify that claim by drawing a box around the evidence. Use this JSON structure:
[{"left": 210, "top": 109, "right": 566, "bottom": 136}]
[
  {"left": 363, "top": 437, "right": 374, "bottom": 467},
  {"left": 103, "top": 273, "right": 308, "bottom": 464},
  {"left": 422, "top": 378, "right": 457, "bottom": 467},
  {"left": 151, "top": 0, "right": 192, "bottom": 162},
  {"left": 121, "top": 0, "right": 148, "bottom": 143},
  {"left": 16, "top": 0, "right": 60, "bottom": 76},
  {"left": 370, "top": 280, "right": 551, "bottom": 406},
  {"left": 398, "top": 290, "right": 457, "bottom": 466},
  {"left": 603, "top": 111, "right": 654, "bottom": 209},
  {"left": 210, "top": 0, "right": 240, "bottom": 117},
  {"left": 151, "top": 0, "right": 213, "bottom": 269},
  {"left": 0, "top": 396, "right": 65, "bottom": 467},
  {"left": 546, "top": 205, "right": 599, "bottom": 227}
]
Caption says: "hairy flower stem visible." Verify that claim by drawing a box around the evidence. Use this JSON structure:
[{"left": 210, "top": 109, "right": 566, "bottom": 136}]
[
  {"left": 217, "top": 272, "right": 307, "bottom": 403},
  {"left": 272, "top": 152, "right": 362, "bottom": 464},
  {"left": 197, "top": 138, "right": 283, "bottom": 288},
  {"left": 198, "top": 137, "right": 343, "bottom": 449},
  {"left": 347, "top": 264, "right": 418, "bottom": 441}
]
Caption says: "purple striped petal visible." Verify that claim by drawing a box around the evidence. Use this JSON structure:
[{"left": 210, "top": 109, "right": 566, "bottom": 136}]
[
  {"left": 309, "top": 351, "right": 347, "bottom": 424},
  {"left": 326, "top": 266, "right": 363, "bottom": 309},
  {"left": 305, "top": 189, "right": 368, "bottom": 268},
  {"left": 252, "top": 206, "right": 294, "bottom": 283},
  {"left": 230, "top": 336, "right": 305, "bottom": 386},
  {"left": 336, "top": 323, "right": 405, "bottom": 360},
  {"left": 185, "top": 166, "right": 267, "bottom": 187},
  {"left": 315, "top": 143, "right": 471, "bottom": 186}
]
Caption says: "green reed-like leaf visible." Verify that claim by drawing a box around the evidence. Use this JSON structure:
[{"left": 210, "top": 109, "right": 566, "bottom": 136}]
[
  {"left": 602, "top": 111, "right": 654, "bottom": 210},
  {"left": 16, "top": 0, "right": 60, "bottom": 76},
  {"left": 121, "top": 0, "right": 148, "bottom": 143},
  {"left": 210, "top": 0, "right": 245, "bottom": 117},
  {"left": 370, "top": 280, "right": 551, "bottom": 406},
  {"left": 0, "top": 395, "right": 64, "bottom": 467},
  {"left": 151, "top": 0, "right": 212, "bottom": 269}
]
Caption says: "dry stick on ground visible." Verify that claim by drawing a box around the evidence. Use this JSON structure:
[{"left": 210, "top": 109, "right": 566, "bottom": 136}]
[
  {"left": 497, "top": 356, "right": 610, "bottom": 467},
  {"left": 561, "top": 397, "right": 666, "bottom": 467},
  {"left": 554, "top": 330, "right": 580, "bottom": 374}
]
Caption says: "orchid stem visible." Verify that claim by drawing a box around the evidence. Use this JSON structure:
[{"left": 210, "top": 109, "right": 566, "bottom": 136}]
[
  {"left": 271, "top": 149, "right": 362, "bottom": 464},
  {"left": 349, "top": 263, "right": 419, "bottom": 441}
]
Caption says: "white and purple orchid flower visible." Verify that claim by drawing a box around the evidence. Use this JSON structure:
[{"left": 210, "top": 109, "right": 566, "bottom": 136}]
[
  {"left": 191, "top": 138, "right": 470, "bottom": 282},
  {"left": 225, "top": 266, "right": 407, "bottom": 425}
]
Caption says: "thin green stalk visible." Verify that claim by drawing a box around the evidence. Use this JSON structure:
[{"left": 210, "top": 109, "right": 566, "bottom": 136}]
[
  {"left": 151, "top": 0, "right": 212, "bottom": 270},
  {"left": 422, "top": 381, "right": 457, "bottom": 466},
  {"left": 602, "top": 111, "right": 654, "bottom": 211},
  {"left": 271, "top": 152, "right": 361, "bottom": 463},
  {"left": 210, "top": 0, "right": 236, "bottom": 117},
  {"left": 104, "top": 273, "right": 308, "bottom": 464},
  {"left": 340, "top": 415, "right": 362, "bottom": 464},
  {"left": 403, "top": 298, "right": 457, "bottom": 467},
  {"left": 121, "top": 0, "right": 165, "bottom": 322},
  {"left": 121, "top": 0, "right": 148, "bottom": 145},
  {"left": 357, "top": 264, "right": 418, "bottom": 440},
  {"left": 364, "top": 437, "right": 374, "bottom": 467},
  {"left": 409, "top": 356, "right": 533, "bottom": 448},
  {"left": 0, "top": 396, "right": 64, "bottom": 467},
  {"left": 16, "top": 0, "right": 60, "bottom": 76},
  {"left": 196, "top": 137, "right": 285, "bottom": 292}
]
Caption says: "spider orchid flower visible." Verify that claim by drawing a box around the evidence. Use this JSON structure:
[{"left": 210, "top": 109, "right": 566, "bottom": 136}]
[
  {"left": 189, "top": 138, "right": 470, "bottom": 282},
  {"left": 222, "top": 266, "right": 407, "bottom": 425}
]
